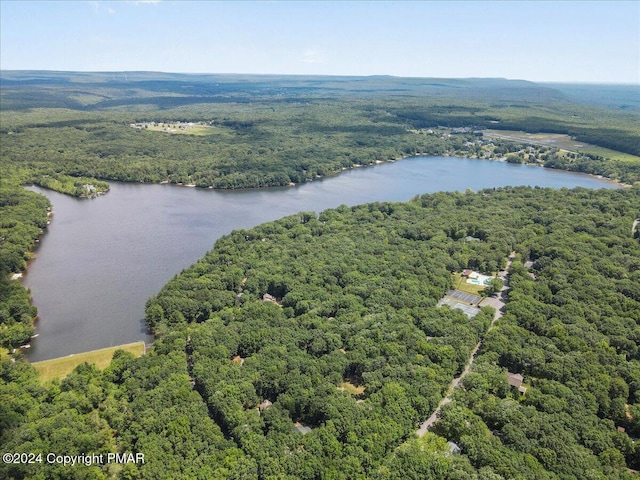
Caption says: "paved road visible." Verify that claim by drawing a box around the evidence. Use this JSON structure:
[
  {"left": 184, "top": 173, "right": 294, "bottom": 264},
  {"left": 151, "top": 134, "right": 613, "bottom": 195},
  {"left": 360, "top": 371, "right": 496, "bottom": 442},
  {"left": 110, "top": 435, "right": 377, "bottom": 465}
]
[{"left": 417, "top": 253, "right": 514, "bottom": 437}]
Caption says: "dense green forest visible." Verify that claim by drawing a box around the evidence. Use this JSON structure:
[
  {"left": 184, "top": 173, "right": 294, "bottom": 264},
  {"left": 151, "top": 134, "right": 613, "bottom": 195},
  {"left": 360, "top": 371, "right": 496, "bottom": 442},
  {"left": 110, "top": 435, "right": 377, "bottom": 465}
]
[
  {"left": 1, "top": 73, "right": 640, "bottom": 477},
  {"left": 2, "top": 187, "right": 640, "bottom": 479},
  {"left": 0, "top": 188, "right": 49, "bottom": 348},
  {"left": 2, "top": 72, "right": 637, "bottom": 350},
  {"left": 1, "top": 73, "right": 639, "bottom": 191}
]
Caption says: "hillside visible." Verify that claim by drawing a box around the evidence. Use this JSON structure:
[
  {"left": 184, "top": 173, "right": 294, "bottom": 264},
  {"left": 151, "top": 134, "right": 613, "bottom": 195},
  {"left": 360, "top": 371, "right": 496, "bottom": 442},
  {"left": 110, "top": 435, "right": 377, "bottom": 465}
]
[
  {"left": 2, "top": 72, "right": 638, "bottom": 191},
  {"left": 1, "top": 73, "right": 640, "bottom": 478},
  {"left": 2, "top": 187, "right": 640, "bottom": 479}
]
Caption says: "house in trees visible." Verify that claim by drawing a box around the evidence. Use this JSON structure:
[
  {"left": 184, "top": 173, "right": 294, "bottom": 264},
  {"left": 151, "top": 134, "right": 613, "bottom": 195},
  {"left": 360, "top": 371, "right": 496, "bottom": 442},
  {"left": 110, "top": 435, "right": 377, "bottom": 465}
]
[
  {"left": 262, "top": 293, "right": 280, "bottom": 304},
  {"left": 258, "top": 400, "right": 272, "bottom": 413},
  {"left": 507, "top": 372, "right": 527, "bottom": 394},
  {"left": 447, "top": 441, "right": 462, "bottom": 455},
  {"left": 293, "top": 423, "right": 312, "bottom": 435},
  {"left": 232, "top": 355, "right": 245, "bottom": 366}
]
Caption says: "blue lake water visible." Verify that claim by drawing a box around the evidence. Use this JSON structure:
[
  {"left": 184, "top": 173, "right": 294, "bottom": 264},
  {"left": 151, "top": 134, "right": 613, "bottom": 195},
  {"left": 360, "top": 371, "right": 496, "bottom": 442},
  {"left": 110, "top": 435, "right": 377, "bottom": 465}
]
[{"left": 23, "top": 157, "right": 619, "bottom": 360}]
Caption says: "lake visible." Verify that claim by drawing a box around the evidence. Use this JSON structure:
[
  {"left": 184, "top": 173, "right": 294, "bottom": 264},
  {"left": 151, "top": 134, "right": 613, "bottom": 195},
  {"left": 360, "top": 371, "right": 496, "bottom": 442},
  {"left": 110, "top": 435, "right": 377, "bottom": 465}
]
[{"left": 23, "top": 157, "right": 619, "bottom": 360}]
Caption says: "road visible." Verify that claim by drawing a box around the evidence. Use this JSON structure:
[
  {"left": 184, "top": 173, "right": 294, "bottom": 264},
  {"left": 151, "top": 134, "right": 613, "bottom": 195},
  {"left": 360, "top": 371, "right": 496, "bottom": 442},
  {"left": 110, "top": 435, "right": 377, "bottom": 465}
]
[{"left": 416, "top": 253, "right": 514, "bottom": 437}]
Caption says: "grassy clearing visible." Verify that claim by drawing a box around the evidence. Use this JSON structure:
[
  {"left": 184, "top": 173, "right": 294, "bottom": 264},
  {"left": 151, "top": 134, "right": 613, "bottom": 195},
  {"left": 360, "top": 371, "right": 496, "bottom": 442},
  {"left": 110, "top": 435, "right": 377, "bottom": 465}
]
[
  {"left": 483, "top": 129, "right": 640, "bottom": 163},
  {"left": 32, "top": 341, "right": 145, "bottom": 383},
  {"left": 141, "top": 124, "right": 225, "bottom": 136},
  {"left": 452, "top": 273, "right": 485, "bottom": 295},
  {"left": 578, "top": 146, "right": 640, "bottom": 163},
  {"left": 483, "top": 129, "right": 581, "bottom": 150},
  {"left": 338, "top": 382, "right": 365, "bottom": 395}
]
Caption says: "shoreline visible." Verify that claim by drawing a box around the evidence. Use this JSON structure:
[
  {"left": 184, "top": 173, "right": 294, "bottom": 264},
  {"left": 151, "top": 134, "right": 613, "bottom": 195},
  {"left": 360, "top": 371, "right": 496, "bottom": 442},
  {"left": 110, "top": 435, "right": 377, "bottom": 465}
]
[
  {"left": 31, "top": 341, "right": 146, "bottom": 380},
  {"left": 3, "top": 201, "right": 52, "bottom": 355},
  {"left": 14, "top": 151, "right": 629, "bottom": 360},
  {"left": 14, "top": 205, "right": 53, "bottom": 351},
  {"left": 23, "top": 133, "right": 634, "bottom": 198},
  {"left": 146, "top": 152, "right": 632, "bottom": 192}
]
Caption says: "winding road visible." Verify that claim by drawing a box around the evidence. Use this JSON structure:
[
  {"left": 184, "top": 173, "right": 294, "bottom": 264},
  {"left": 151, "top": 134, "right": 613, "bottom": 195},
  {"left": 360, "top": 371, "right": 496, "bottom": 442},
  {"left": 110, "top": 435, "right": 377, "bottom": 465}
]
[
  {"left": 417, "top": 218, "right": 638, "bottom": 438},
  {"left": 416, "top": 253, "right": 514, "bottom": 437}
]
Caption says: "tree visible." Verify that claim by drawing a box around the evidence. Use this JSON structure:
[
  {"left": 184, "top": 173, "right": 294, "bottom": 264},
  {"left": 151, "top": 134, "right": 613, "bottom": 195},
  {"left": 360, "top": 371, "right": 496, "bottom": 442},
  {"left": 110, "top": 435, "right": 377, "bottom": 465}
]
[{"left": 483, "top": 278, "right": 504, "bottom": 297}]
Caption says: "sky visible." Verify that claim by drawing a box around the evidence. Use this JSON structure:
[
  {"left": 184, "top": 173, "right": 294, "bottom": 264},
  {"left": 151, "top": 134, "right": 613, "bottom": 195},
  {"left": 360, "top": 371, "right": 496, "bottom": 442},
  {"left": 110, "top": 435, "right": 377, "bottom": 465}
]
[{"left": 1, "top": 1, "right": 639, "bottom": 83}]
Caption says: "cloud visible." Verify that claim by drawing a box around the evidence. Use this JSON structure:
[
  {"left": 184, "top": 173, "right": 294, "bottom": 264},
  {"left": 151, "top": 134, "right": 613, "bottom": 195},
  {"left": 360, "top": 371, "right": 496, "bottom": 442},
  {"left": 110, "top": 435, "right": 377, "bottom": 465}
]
[
  {"left": 301, "top": 49, "right": 325, "bottom": 64},
  {"left": 90, "top": 2, "right": 117, "bottom": 15}
]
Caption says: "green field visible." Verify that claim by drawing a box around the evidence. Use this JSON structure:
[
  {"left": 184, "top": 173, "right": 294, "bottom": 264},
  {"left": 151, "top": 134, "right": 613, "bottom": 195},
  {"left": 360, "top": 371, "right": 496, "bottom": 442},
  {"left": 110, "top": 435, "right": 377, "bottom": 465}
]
[
  {"left": 31, "top": 341, "right": 146, "bottom": 382},
  {"left": 452, "top": 272, "right": 486, "bottom": 295},
  {"left": 338, "top": 381, "right": 366, "bottom": 395},
  {"left": 483, "top": 129, "right": 640, "bottom": 163},
  {"left": 579, "top": 145, "right": 640, "bottom": 163},
  {"left": 135, "top": 123, "right": 228, "bottom": 136}
]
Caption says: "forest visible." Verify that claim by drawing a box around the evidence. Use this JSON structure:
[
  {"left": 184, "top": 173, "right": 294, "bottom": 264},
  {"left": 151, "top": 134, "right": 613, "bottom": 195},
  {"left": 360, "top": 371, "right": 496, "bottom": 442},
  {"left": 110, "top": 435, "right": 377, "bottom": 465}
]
[
  {"left": 1, "top": 72, "right": 636, "bottom": 350},
  {"left": 0, "top": 188, "right": 49, "bottom": 348},
  {"left": 2, "top": 72, "right": 639, "bottom": 189},
  {"left": 1, "top": 72, "right": 640, "bottom": 478},
  {"left": 2, "top": 186, "right": 640, "bottom": 479}
]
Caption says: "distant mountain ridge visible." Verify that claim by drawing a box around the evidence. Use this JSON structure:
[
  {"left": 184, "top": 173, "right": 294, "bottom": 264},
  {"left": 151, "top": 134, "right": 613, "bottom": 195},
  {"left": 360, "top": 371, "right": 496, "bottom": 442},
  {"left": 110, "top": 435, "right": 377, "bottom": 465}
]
[
  {"left": 0, "top": 70, "right": 574, "bottom": 110},
  {"left": 1, "top": 70, "right": 638, "bottom": 159}
]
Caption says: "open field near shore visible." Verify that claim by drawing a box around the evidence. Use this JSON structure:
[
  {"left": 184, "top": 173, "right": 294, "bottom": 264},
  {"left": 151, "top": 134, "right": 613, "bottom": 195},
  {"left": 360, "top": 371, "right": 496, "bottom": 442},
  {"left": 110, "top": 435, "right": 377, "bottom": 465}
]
[
  {"left": 32, "top": 341, "right": 146, "bottom": 382},
  {"left": 482, "top": 129, "right": 640, "bottom": 162},
  {"left": 577, "top": 145, "right": 640, "bottom": 163}
]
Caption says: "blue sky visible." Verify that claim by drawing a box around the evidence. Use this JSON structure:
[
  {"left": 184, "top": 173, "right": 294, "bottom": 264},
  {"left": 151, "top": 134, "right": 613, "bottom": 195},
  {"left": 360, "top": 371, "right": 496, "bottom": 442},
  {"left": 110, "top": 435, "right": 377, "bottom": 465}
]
[{"left": 1, "top": 1, "right": 638, "bottom": 83}]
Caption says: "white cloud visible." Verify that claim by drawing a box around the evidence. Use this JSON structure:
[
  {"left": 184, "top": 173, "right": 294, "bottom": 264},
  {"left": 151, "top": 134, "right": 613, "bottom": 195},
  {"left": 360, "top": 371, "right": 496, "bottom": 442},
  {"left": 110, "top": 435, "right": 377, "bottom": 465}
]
[
  {"left": 301, "top": 48, "right": 326, "bottom": 65},
  {"left": 90, "top": 2, "right": 116, "bottom": 15}
]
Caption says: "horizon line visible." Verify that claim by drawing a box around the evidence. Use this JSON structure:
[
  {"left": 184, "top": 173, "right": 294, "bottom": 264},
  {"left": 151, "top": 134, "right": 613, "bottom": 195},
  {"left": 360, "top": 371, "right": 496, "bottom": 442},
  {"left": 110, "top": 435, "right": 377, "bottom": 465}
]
[{"left": 1, "top": 69, "right": 639, "bottom": 86}]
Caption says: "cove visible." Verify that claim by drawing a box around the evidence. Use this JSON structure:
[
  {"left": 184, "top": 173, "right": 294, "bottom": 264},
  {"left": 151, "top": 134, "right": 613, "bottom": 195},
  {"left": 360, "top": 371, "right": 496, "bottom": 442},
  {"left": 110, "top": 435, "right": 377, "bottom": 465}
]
[{"left": 23, "top": 156, "right": 619, "bottom": 361}]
